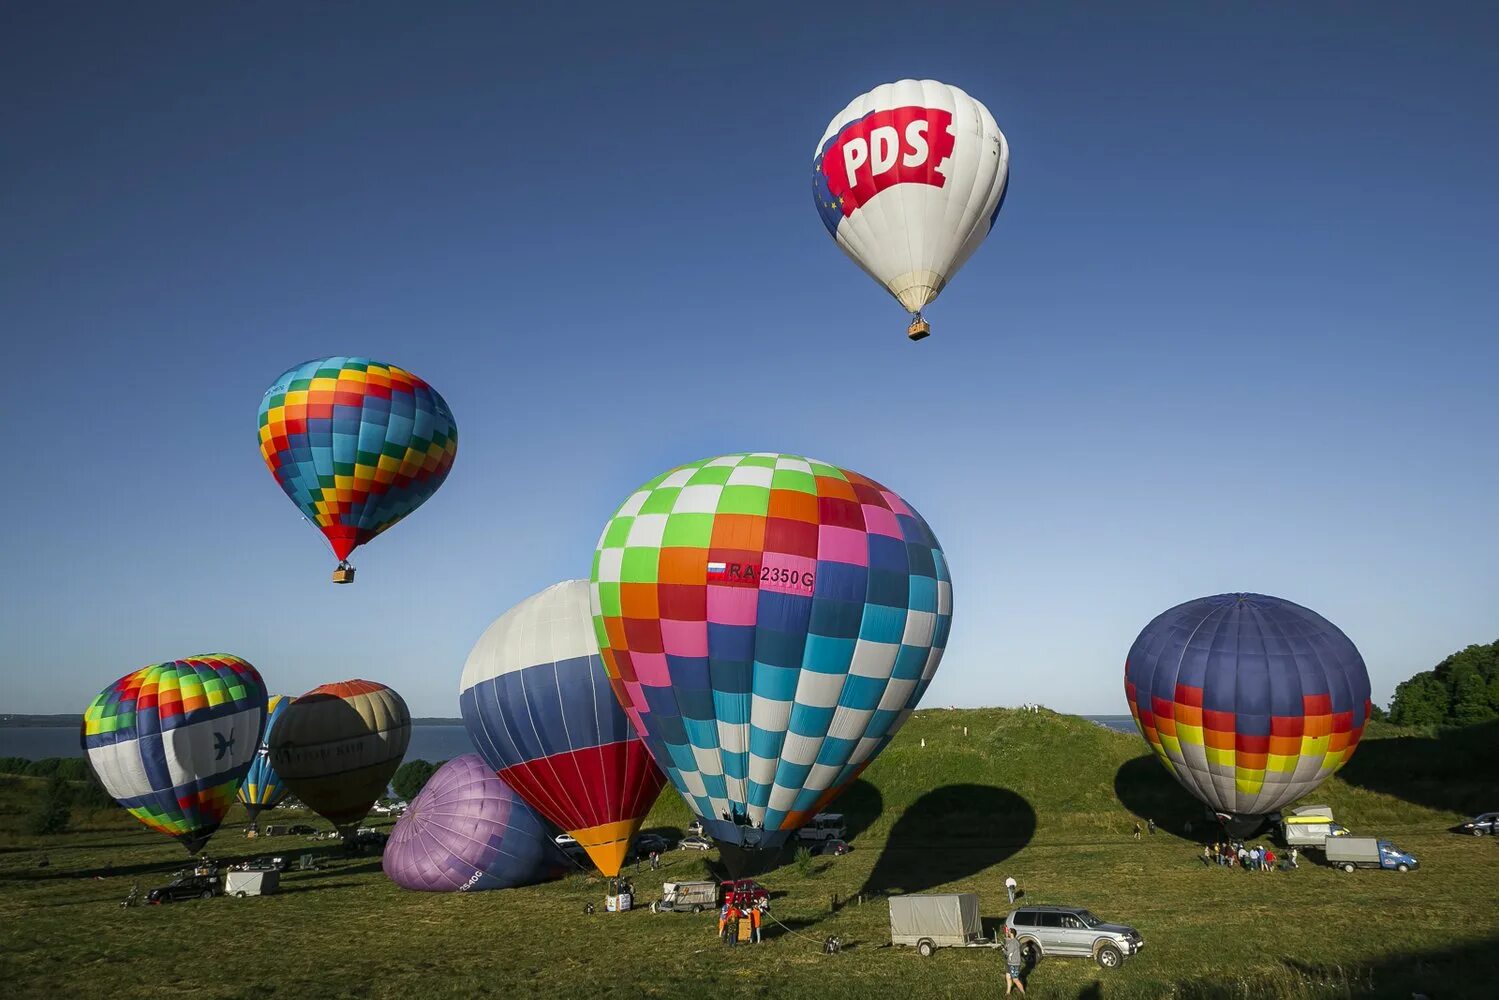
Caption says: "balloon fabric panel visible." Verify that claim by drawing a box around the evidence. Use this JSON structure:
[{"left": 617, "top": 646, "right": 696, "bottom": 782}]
[
  {"left": 590, "top": 453, "right": 951, "bottom": 856},
  {"left": 82, "top": 655, "right": 268, "bottom": 852},
  {"left": 257, "top": 356, "right": 457, "bottom": 562},
  {"left": 1123, "top": 593, "right": 1373, "bottom": 818},
  {"left": 239, "top": 694, "right": 291, "bottom": 820}
]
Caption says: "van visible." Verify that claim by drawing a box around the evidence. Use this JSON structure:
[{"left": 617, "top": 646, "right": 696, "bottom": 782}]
[
  {"left": 796, "top": 813, "right": 846, "bottom": 842},
  {"left": 1279, "top": 805, "right": 1350, "bottom": 847}
]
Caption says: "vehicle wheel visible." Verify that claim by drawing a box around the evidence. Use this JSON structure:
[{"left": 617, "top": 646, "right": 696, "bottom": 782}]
[
  {"left": 692, "top": 904, "right": 704, "bottom": 914},
  {"left": 1473, "top": 828, "right": 1485, "bottom": 837},
  {"left": 159, "top": 896, "right": 171, "bottom": 904},
  {"left": 1397, "top": 863, "right": 1409, "bottom": 873},
  {"left": 200, "top": 890, "right": 213, "bottom": 899},
  {"left": 234, "top": 891, "right": 247, "bottom": 898},
  {"left": 1021, "top": 941, "right": 1041, "bottom": 966},
  {"left": 1342, "top": 863, "right": 1355, "bottom": 873},
  {"left": 917, "top": 939, "right": 936, "bottom": 958},
  {"left": 1095, "top": 943, "right": 1124, "bottom": 969}
]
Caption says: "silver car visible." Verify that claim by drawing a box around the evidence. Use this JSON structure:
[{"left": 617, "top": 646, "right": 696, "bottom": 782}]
[{"left": 1005, "top": 905, "right": 1144, "bottom": 969}]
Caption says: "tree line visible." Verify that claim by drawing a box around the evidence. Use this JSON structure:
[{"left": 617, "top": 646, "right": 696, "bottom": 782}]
[{"left": 1386, "top": 640, "right": 1499, "bottom": 727}]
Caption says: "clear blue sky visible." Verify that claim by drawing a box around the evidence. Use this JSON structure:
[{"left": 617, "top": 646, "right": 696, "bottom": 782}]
[{"left": 2, "top": 2, "right": 1494, "bottom": 717}]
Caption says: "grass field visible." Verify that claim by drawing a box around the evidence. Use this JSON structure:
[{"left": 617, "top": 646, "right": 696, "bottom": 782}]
[{"left": 3, "top": 709, "right": 1497, "bottom": 999}]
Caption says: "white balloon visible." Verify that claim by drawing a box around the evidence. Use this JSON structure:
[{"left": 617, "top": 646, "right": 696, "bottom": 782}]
[{"left": 813, "top": 79, "right": 1009, "bottom": 326}]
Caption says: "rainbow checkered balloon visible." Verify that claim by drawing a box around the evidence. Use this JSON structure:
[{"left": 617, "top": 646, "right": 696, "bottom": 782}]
[
  {"left": 590, "top": 453, "right": 951, "bottom": 865},
  {"left": 1124, "top": 593, "right": 1373, "bottom": 822},
  {"left": 257, "top": 356, "right": 457, "bottom": 568},
  {"left": 82, "top": 655, "right": 268, "bottom": 853}
]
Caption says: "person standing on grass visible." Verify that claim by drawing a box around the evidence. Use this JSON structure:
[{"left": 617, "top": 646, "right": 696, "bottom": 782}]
[
  {"left": 1003, "top": 925, "right": 1027, "bottom": 995},
  {"left": 1290, "top": 847, "right": 1299, "bottom": 869},
  {"left": 1005, "top": 875, "right": 1018, "bottom": 903},
  {"left": 1133, "top": 822, "right": 1142, "bottom": 840},
  {"left": 1265, "top": 848, "right": 1276, "bottom": 871},
  {"left": 1147, "top": 818, "right": 1156, "bottom": 835},
  {"left": 1202, "top": 844, "right": 1212, "bottom": 867}
]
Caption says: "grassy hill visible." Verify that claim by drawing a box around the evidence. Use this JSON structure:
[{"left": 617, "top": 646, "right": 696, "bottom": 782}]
[{"left": 2, "top": 708, "right": 1496, "bottom": 999}]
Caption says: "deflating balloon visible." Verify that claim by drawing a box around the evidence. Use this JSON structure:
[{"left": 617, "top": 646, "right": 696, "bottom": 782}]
[
  {"left": 460, "top": 581, "right": 666, "bottom": 877},
  {"left": 238, "top": 694, "right": 292, "bottom": 824},
  {"left": 257, "top": 356, "right": 457, "bottom": 580},
  {"left": 590, "top": 453, "right": 952, "bottom": 869},
  {"left": 82, "top": 655, "right": 268, "bottom": 853},
  {"left": 383, "top": 754, "right": 571, "bottom": 892},
  {"left": 813, "top": 79, "right": 1009, "bottom": 339},
  {"left": 268, "top": 679, "right": 411, "bottom": 836},
  {"left": 1124, "top": 593, "right": 1373, "bottom": 828}
]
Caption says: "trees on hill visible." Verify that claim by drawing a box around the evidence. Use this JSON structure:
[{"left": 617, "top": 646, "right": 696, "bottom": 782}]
[
  {"left": 391, "top": 759, "right": 439, "bottom": 802},
  {"left": 1388, "top": 640, "right": 1499, "bottom": 727}
]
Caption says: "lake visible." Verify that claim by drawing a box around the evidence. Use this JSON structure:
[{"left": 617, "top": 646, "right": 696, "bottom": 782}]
[{"left": 0, "top": 725, "right": 479, "bottom": 762}]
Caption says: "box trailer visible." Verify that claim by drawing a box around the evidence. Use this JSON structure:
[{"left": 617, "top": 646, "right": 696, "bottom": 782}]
[
  {"left": 1324, "top": 837, "right": 1419, "bottom": 873},
  {"left": 889, "top": 893, "right": 997, "bottom": 957},
  {"left": 225, "top": 870, "right": 279, "bottom": 897},
  {"left": 651, "top": 880, "right": 717, "bottom": 913}
]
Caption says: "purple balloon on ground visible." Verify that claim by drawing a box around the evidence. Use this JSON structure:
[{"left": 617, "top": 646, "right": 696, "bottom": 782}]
[{"left": 383, "top": 754, "right": 571, "bottom": 892}]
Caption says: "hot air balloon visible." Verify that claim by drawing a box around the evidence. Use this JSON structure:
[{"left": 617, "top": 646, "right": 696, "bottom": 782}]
[
  {"left": 238, "top": 694, "right": 291, "bottom": 826},
  {"left": 460, "top": 581, "right": 666, "bottom": 877},
  {"left": 81, "top": 655, "right": 267, "bottom": 853},
  {"left": 268, "top": 679, "right": 411, "bottom": 838},
  {"left": 590, "top": 453, "right": 952, "bottom": 872},
  {"left": 257, "top": 356, "right": 458, "bottom": 583},
  {"left": 1124, "top": 593, "right": 1373, "bottom": 836},
  {"left": 383, "top": 754, "right": 571, "bottom": 892},
  {"left": 813, "top": 79, "right": 1009, "bottom": 341}
]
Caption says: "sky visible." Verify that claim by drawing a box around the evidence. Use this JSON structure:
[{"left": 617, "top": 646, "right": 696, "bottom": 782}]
[{"left": 1, "top": 2, "right": 1495, "bottom": 717}]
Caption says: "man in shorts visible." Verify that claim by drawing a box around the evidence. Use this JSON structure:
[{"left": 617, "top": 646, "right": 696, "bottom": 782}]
[{"left": 1003, "top": 925, "right": 1027, "bottom": 995}]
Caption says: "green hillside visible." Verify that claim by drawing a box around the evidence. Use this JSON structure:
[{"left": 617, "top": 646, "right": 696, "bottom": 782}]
[{"left": 3, "top": 709, "right": 1497, "bottom": 999}]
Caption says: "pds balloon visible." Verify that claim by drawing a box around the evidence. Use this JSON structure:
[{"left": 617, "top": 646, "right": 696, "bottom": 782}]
[
  {"left": 257, "top": 356, "right": 457, "bottom": 583},
  {"left": 268, "top": 679, "right": 411, "bottom": 838},
  {"left": 1124, "top": 593, "right": 1373, "bottom": 834},
  {"left": 82, "top": 655, "right": 268, "bottom": 853},
  {"left": 813, "top": 79, "right": 1009, "bottom": 340},
  {"left": 383, "top": 754, "right": 571, "bottom": 892},
  {"left": 590, "top": 453, "right": 951, "bottom": 871},
  {"left": 460, "top": 581, "right": 666, "bottom": 876}
]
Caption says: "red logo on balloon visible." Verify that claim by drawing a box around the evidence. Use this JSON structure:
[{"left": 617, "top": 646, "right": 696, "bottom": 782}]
[{"left": 821, "top": 106, "right": 956, "bottom": 218}]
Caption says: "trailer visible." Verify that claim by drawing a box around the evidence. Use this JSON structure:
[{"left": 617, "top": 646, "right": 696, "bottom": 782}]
[
  {"left": 225, "top": 870, "right": 279, "bottom": 897},
  {"left": 651, "top": 880, "right": 717, "bottom": 913},
  {"left": 889, "top": 893, "right": 998, "bottom": 957}
]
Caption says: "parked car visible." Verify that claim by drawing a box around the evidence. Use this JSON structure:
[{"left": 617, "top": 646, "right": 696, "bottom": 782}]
[
  {"left": 554, "top": 833, "right": 578, "bottom": 849},
  {"left": 686, "top": 820, "right": 705, "bottom": 837},
  {"left": 1460, "top": 812, "right": 1499, "bottom": 836},
  {"left": 720, "top": 879, "right": 768, "bottom": 906},
  {"left": 796, "top": 813, "right": 847, "bottom": 842},
  {"left": 890, "top": 893, "right": 996, "bottom": 957},
  {"left": 678, "top": 836, "right": 712, "bottom": 852},
  {"left": 650, "top": 880, "right": 717, "bottom": 913},
  {"left": 810, "top": 838, "right": 852, "bottom": 857},
  {"left": 233, "top": 856, "right": 285, "bottom": 872},
  {"left": 147, "top": 874, "right": 220, "bottom": 904},
  {"left": 287, "top": 824, "right": 316, "bottom": 836},
  {"left": 631, "top": 834, "right": 670, "bottom": 857},
  {"left": 1324, "top": 837, "right": 1419, "bottom": 873},
  {"left": 1006, "top": 905, "right": 1144, "bottom": 969}
]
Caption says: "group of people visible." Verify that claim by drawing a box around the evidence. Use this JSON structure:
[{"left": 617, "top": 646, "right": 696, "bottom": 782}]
[
  {"left": 717, "top": 898, "right": 768, "bottom": 945},
  {"left": 1202, "top": 841, "right": 1297, "bottom": 871}
]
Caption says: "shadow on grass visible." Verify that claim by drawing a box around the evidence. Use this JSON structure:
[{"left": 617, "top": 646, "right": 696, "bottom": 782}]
[
  {"left": 1336, "top": 720, "right": 1499, "bottom": 817},
  {"left": 709, "top": 779, "right": 886, "bottom": 880},
  {"left": 1176, "top": 933, "right": 1499, "bottom": 998},
  {"left": 862, "top": 784, "right": 1035, "bottom": 896},
  {"left": 1113, "top": 755, "right": 1224, "bottom": 841}
]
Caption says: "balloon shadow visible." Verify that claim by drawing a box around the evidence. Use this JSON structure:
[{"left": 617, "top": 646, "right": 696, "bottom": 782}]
[
  {"left": 1335, "top": 720, "right": 1499, "bottom": 818},
  {"left": 1113, "top": 755, "right": 1227, "bottom": 841},
  {"left": 862, "top": 784, "right": 1035, "bottom": 896},
  {"left": 707, "top": 779, "right": 885, "bottom": 879}
]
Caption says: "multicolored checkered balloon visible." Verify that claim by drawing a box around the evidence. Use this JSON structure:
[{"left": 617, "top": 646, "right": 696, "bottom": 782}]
[
  {"left": 1125, "top": 593, "right": 1373, "bottom": 824},
  {"left": 590, "top": 453, "right": 951, "bottom": 866},
  {"left": 82, "top": 655, "right": 268, "bottom": 853},
  {"left": 257, "top": 356, "right": 457, "bottom": 572}
]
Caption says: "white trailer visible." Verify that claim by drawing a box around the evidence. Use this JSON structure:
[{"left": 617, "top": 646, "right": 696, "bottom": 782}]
[
  {"left": 225, "top": 870, "right": 279, "bottom": 897},
  {"left": 889, "top": 893, "right": 997, "bottom": 957}
]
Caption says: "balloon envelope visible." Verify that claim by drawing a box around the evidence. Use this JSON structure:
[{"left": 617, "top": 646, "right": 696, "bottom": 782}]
[
  {"left": 460, "top": 581, "right": 665, "bottom": 876},
  {"left": 1124, "top": 593, "right": 1373, "bottom": 822},
  {"left": 82, "top": 655, "right": 267, "bottom": 853},
  {"left": 383, "top": 754, "right": 570, "bottom": 892},
  {"left": 813, "top": 79, "right": 1008, "bottom": 319},
  {"left": 238, "top": 694, "right": 292, "bottom": 822},
  {"left": 590, "top": 453, "right": 951, "bottom": 866},
  {"left": 268, "top": 679, "right": 411, "bottom": 834},
  {"left": 257, "top": 356, "right": 457, "bottom": 565}
]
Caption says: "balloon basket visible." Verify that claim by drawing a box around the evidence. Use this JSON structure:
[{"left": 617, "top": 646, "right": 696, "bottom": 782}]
[
  {"left": 605, "top": 891, "right": 633, "bottom": 912},
  {"left": 906, "top": 317, "right": 931, "bottom": 341},
  {"left": 332, "top": 563, "right": 356, "bottom": 584}
]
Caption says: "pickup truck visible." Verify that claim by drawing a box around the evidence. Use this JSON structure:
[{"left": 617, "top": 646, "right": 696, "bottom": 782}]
[{"left": 1324, "top": 837, "right": 1419, "bottom": 873}]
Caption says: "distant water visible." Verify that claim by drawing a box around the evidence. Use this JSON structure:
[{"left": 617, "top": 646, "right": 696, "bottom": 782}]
[
  {"left": 1085, "top": 715, "right": 1138, "bottom": 734},
  {"left": 0, "top": 724, "right": 478, "bottom": 762}
]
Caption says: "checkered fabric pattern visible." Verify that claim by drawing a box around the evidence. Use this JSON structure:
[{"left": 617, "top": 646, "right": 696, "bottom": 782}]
[
  {"left": 1124, "top": 593, "right": 1373, "bottom": 819},
  {"left": 257, "top": 356, "right": 457, "bottom": 562},
  {"left": 82, "top": 655, "right": 268, "bottom": 852},
  {"left": 590, "top": 453, "right": 951, "bottom": 851},
  {"left": 238, "top": 694, "right": 291, "bottom": 821}
]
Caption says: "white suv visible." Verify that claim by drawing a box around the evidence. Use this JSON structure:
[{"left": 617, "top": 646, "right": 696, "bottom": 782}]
[{"left": 1006, "top": 906, "right": 1144, "bottom": 969}]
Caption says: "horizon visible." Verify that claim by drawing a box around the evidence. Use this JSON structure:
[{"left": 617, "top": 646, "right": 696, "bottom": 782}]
[{"left": 3, "top": 2, "right": 1496, "bottom": 717}]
